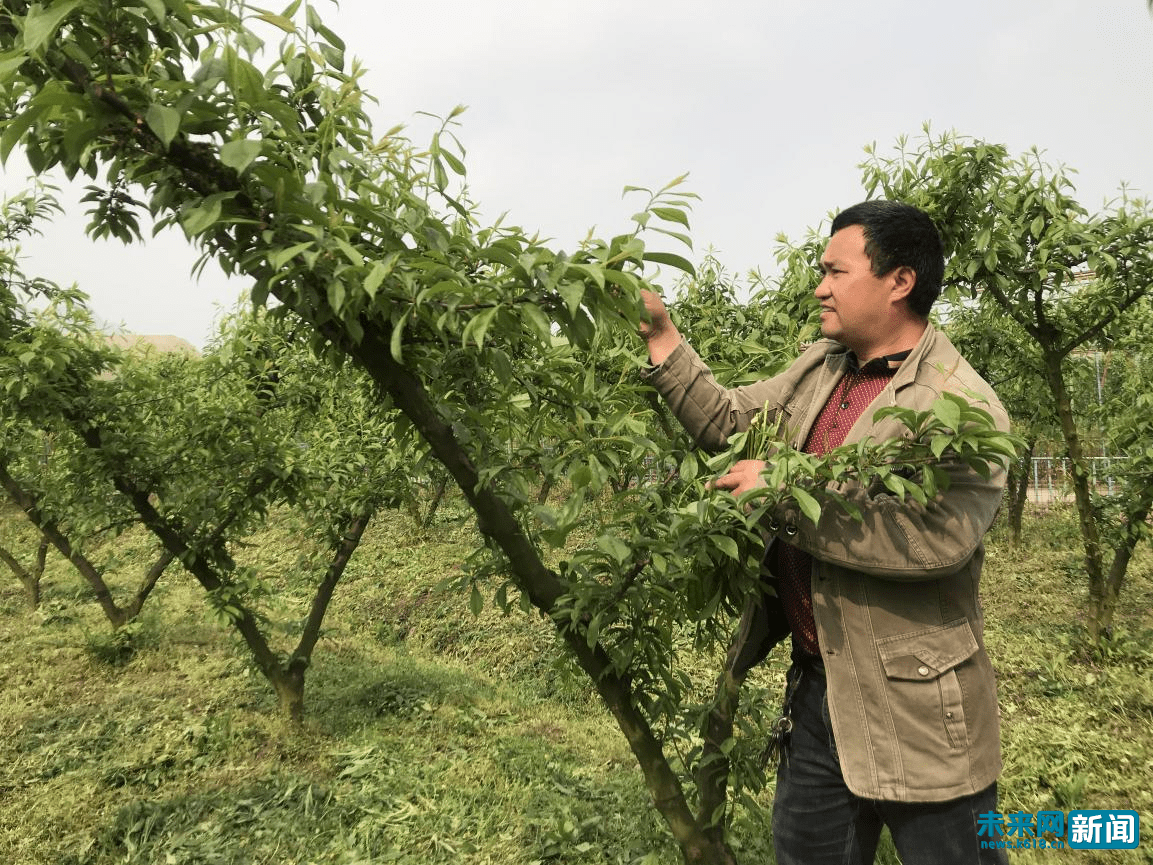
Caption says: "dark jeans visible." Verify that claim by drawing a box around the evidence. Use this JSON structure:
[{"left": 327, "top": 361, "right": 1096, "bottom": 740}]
[{"left": 772, "top": 659, "right": 1009, "bottom": 865}]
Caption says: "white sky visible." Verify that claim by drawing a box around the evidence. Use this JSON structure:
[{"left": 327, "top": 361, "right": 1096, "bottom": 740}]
[{"left": 3, "top": 0, "right": 1152, "bottom": 348}]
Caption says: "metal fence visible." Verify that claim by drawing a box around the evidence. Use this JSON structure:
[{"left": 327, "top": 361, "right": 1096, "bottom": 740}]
[{"left": 1026, "top": 456, "right": 1122, "bottom": 505}]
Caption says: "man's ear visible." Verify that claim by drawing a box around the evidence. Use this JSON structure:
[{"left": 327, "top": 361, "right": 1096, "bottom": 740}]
[{"left": 889, "top": 266, "right": 916, "bottom": 305}]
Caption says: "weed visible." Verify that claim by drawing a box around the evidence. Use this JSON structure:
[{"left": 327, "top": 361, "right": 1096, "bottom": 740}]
[{"left": 83, "top": 620, "right": 144, "bottom": 666}]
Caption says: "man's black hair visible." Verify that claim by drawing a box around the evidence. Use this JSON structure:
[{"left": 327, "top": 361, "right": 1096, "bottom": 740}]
[{"left": 830, "top": 201, "right": 944, "bottom": 317}]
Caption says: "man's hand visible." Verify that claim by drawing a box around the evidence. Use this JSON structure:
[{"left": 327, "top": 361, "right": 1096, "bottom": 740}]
[
  {"left": 710, "top": 459, "right": 769, "bottom": 497},
  {"left": 639, "top": 289, "right": 682, "bottom": 365}
]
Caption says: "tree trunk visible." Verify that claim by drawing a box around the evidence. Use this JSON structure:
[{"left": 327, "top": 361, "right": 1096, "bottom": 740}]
[
  {"left": 33, "top": 537, "right": 46, "bottom": 603},
  {"left": 279, "top": 508, "right": 373, "bottom": 720},
  {"left": 561, "top": 628, "right": 739, "bottom": 865},
  {"left": 697, "top": 663, "right": 746, "bottom": 852},
  {"left": 536, "top": 476, "right": 554, "bottom": 505},
  {"left": 0, "top": 539, "right": 46, "bottom": 609},
  {"left": 122, "top": 549, "right": 176, "bottom": 621},
  {"left": 271, "top": 667, "right": 306, "bottom": 723},
  {"left": 0, "top": 459, "right": 130, "bottom": 627},
  {"left": 340, "top": 327, "right": 739, "bottom": 864},
  {"left": 402, "top": 489, "right": 423, "bottom": 526},
  {"left": 421, "top": 475, "right": 448, "bottom": 528},
  {"left": 1096, "top": 497, "right": 1153, "bottom": 642},
  {"left": 1040, "top": 351, "right": 1107, "bottom": 642},
  {"left": 1005, "top": 438, "right": 1035, "bottom": 545}
]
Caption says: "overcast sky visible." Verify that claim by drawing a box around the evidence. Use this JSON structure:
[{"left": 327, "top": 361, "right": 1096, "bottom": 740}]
[{"left": 3, "top": 0, "right": 1152, "bottom": 347}]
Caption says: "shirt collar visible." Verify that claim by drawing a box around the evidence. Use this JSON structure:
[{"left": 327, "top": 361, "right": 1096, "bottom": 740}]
[{"left": 846, "top": 348, "right": 911, "bottom": 375}]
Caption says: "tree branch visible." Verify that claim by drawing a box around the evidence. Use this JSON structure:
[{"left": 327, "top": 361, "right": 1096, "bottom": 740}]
[
  {"left": 1057, "top": 281, "right": 1150, "bottom": 358},
  {"left": 289, "top": 508, "right": 372, "bottom": 672},
  {"left": 0, "top": 457, "right": 127, "bottom": 626}
]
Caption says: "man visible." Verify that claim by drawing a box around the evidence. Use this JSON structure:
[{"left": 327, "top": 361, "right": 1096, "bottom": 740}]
[{"left": 640, "top": 201, "right": 1009, "bottom": 864}]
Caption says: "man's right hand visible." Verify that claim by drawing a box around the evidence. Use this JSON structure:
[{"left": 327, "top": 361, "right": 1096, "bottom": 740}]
[{"left": 639, "top": 289, "right": 682, "bottom": 365}]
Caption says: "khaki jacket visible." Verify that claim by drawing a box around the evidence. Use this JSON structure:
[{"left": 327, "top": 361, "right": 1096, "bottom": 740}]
[{"left": 647, "top": 324, "right": 1008, "bottom": 802}]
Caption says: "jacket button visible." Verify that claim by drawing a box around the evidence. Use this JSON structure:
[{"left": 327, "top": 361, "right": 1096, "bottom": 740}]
[
  {"left": 768, "top": 519, "right": 781, "bottom": 533},
  {"left": 917, "top": 665, "right": 930, "bottom": 677},
  {"left": 784, "top": 524, "right": 798, "bottom": 537},
  {"left": 945, "top": 711, "right": 954, "bottom": 719}
]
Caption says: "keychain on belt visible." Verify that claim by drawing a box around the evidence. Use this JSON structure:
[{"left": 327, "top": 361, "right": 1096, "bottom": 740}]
[{"left": 761, "top": 664, "right": 802, "bottom": 770}]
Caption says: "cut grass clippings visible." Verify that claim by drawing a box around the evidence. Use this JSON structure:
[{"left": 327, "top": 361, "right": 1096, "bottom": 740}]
[{"left": 0, "top": 499, "right": 1150, "bottom": 864}]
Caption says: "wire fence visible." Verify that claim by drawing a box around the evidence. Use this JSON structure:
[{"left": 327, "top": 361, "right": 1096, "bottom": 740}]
[{"left": 1025, "top": 456, "right": 1122, "bottom": 505}]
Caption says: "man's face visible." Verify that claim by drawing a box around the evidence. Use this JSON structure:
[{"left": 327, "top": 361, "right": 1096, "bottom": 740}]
[{"left": 815, "top": 224, "right": 894, "bottom": 358}]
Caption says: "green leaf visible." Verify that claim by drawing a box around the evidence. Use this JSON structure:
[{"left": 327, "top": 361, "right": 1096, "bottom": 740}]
[
  {"left": 327, "top": 279, "right": 346, "bottom": 314},
  {"left": 596, "top": 534, "right": 631, "bottom": 564},
  {"left": 489, "top": 348, "right": 513, "bottom": 383},
  {"left": 390, "top": 315, "right": 406, "bottom": 361},
  {"left": 790, "top": 485, "right": 822, "bottom": 526},
  {"left": 0, "top": 101, "right": 41, "bottom": 164},
  {"left": 222, "top": 47, "right": 265, "bottom": 102},
  {"left": 712, "top": 535, "right": 739, "bottom": 560},
  {"left": 334, "top": 236, "right": 363, "bottom": 267},
  {"left": 140, "top": 0, "right": 166, "bottom": 20},
  {"left": 882, "top": 474, "right": 907, "bottom": 501},
  {"left": 219, "top": 138, "right": 262, "bottom": 174},
  {"left": 650, "top": 206, "right": 690, "bottom": 228},
  {"left": 521, "top": 303, "right": 552, "bottom": 341},
  {"left": 642, "top": 251, "right": 695, "bottom": 275},
  {"left": 931, "top": 395, "right": 962, "bottom": 432},
  {"left": 145, "top": 104, "right": 181, "bottom": 149},
  {"left": 585, "top": 614, "right": 602, "bottom": 649},
  {"left": 647, "top": 225, "right": 694, "bottom": 249},
  {"left": 983, "top": 435, "right": 1019, "bottom": 458},
  {"left": 440, "top": 149, "right": 466, "bottom": 176},
  {"left": 679, "top": 452, "right": 698, "bottom": 484},
  {"left": 929, "top": 434, "right": 951, "bottom": 459},
  {"left": 22, "top": 0, "right": 83, "bottom": 52},
  {"left": 0, "top": 50, "right": 28, "bottom": 81},
  {"left": 268, "top": 241, "right": 314, "bottom": 270},
  {"left": 180, "top": 197, "right": 222, "bottom": 236},
  {"left": 255, "top": 12, "right": 296, "bottom": 33},
  {"left": 314, "top": 21, "right": 346, "bottom": 50},
  {"left": 558, "top": 282, "right": 585, "bottom": 316},
  {"left": 479, "top": 244, "right": 518, "bottom": 269},
  {"left": 565, "top": 262, "right": 605, "bottom": 290},
  {"left": 363, "top": 254, "right": 398, "bottom": 299},
  {"left": 318, "top": 43, "right": 344, "bottom": 71},
  {"left": 462, "top": 306, "right": 498, "bottom": 349},
  {"left": 569, "top": 461, "right": 592, "bottom": 489},
  {"left": 469, "top": 584, "right": 483, "bottom": 616},
  {"left": 60, "top": 116, "right": 99, "bottom": 163}
]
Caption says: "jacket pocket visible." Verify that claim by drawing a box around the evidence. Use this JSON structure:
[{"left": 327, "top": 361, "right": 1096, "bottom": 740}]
[{"left": 876, "top": 619, "right": 979, "bottom": 750}]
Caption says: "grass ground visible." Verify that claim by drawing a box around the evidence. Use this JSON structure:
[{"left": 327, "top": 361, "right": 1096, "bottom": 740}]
[{"left": 0, "top": 501, "right": 1150, "bottom": 864}]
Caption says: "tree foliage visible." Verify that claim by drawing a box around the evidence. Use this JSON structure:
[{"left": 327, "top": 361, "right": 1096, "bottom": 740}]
[
  {"left": 0, "top": 188, "right": 424, "bottom": 717},
  {"left": 861, "top": 129, "right": 1153, "bottom": 644}
]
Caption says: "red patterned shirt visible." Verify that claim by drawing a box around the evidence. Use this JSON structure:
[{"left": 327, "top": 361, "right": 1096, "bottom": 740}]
[{"left": 772, "top": 350, "right": 909, "bottom": 657}]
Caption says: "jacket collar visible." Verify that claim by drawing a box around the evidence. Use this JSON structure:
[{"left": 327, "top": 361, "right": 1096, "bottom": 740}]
[
  {"left": 889, "top": 322, "right": 937, "bottom": 393},
  {"left": 820, "top": 322, "right": 935, "bottom": 383}
]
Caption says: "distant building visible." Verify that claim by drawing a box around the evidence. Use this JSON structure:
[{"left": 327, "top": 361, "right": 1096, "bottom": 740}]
[{"left": 105, "top": 334, "right": 198, "bottom": 355}]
